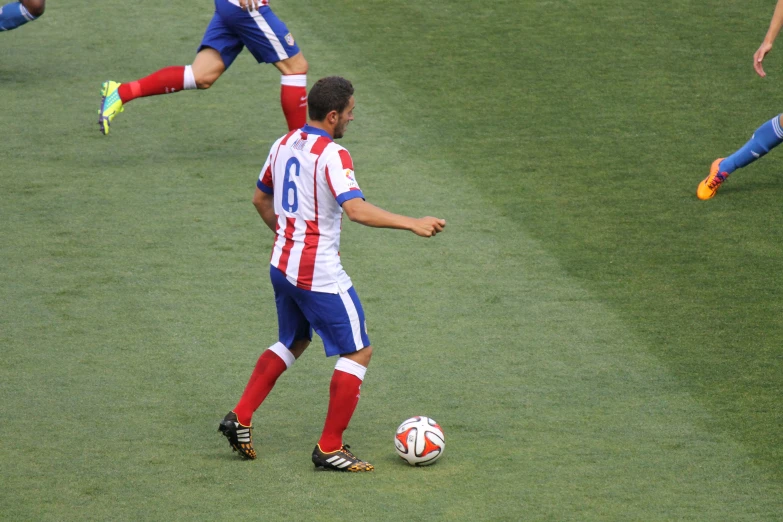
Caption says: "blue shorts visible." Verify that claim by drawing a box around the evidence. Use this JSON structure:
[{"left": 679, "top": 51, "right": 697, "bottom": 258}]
[
  {"left": 198, "top": 0, "right": 300, "bottom": 68},
  {"left": 270, "top": 266, "right": 371, "bottom": 357}
]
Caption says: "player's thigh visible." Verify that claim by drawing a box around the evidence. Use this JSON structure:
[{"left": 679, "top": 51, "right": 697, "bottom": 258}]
[
  {"left": 298, "top": 287, "right": 371, "bottom": 358},
  {"left": 197, "top": 10, "right": 243, "bottom": 74},
  {"left": 217, "top": 3, "right": 301, "bottom": 65},
  {"left": 270, "top": 267, "right": 313, "bottom": 347}
]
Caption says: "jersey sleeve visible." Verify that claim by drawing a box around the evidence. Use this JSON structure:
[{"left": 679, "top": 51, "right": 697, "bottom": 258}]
[
  {"left": 256, "top": 150, "right": 275, "bottom": 195},
  {"left": 325, "top": 148, "right": 364, "bottom": 205}
]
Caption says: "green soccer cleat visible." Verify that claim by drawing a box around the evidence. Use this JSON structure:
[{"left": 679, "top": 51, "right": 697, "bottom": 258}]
[{"left": 98, "top": 81, "right": 124, "bottom": 135}]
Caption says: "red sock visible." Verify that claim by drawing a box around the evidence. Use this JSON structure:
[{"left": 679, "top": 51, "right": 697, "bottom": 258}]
[
  {"left": 233, "top": 349, "right": 289, "bottom": 426},
  {"left": 118, "top": 66, "right": 186, "bottom": 104},
  {"left": 280, "top": 74, "right": 307, "bottom": 131},
  {"left": 318, "top": 369, "right": 363, "bottom": 452}
]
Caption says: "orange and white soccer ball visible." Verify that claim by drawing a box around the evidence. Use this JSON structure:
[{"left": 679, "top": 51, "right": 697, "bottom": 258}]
[{"left": 394, "top": 416, "right": 445, "bottom": 466}]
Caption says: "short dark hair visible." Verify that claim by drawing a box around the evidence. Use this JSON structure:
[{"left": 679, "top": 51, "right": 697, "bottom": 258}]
[{"left": 307, "top": 77, "right": 354, "bottom": 121}]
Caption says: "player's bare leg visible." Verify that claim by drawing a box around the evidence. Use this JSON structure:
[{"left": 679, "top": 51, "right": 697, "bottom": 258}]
[
  {"left": 191, "top": 47, "right": 227, "bottom": 89},
  {"left": 274, "top": 52, "right": 308, "bottom": 76},
  {"left": 313, "top": 346, "right": 374, "bottom": 472},
  {"left": 275, "top": 52, "right": 309, "bottom": 130}
]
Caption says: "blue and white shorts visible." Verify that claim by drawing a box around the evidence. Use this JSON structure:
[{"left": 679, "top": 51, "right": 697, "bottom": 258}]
[
  {"left": 199, "top": 0, "right": 300, "bottom": 68},
  {"left": 270, "top": 266, "right": 371, "bottom": 357}
]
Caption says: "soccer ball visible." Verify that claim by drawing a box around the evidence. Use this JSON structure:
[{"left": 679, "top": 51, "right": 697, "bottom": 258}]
[{"left": 394, "top": 416, "right": 445, "bottom": 466}]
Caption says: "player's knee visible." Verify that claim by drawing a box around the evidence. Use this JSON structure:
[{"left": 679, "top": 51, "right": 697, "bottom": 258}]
[
  {"left": 23, "top": 0, "right": 45, "bottom": 17},
  {"left": 290, "top": 339, "right": 310, "bottom": 359},
  {"left": 194, "top": 69, "right": 221, "bottom": 90},
  {"left": 276, "top": 53, "right": 309, "bottom": 76},
  {"left": 195, "top": 76, "right": 216, "bottom": 90},
  {"left": 355, "top": 345, "right": 373, "bottom": 366},
  {"left": 296, "top": 55, "right": 309, "bottom": 74}
]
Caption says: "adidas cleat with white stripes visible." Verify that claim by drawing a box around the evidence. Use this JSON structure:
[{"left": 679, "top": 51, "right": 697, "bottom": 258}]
[
  {"left": 218, "top": 411, "right": 257, "bottom": 460},
  {"left": 312, "top": 444, "right": 374, "bottom": 472}
]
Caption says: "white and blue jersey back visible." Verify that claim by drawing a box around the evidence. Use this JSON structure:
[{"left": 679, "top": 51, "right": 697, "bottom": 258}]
[{"left": 199, "top": 0, "right": 300, "bottom": 68}]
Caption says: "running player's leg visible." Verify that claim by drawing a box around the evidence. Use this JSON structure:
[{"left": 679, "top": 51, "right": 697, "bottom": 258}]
[
  {"left": 221, "top": 1, "right": 308, "bottom": 130},
  {"left": 274, "top": 52, "right": 309, "bottom": 131},
  {"left": 698, "top": 114, "right": 783, "bottom": 199},
  {"left": 0, "top": 0, "right": 43, "bottom": 31},
  {"left": 98, "top": 10, "right": 242, "bottom": 135}
]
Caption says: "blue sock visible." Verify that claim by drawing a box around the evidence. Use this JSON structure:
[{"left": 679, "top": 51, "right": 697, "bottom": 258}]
[
  {"left": 0, "top": 2, "right": 35, "bottom": 31},
  {"left": 719, "top": 115, "right": 783, "bottom": 174}
]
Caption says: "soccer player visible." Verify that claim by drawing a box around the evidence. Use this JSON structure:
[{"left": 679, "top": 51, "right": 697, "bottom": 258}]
[
  {"left": 698, "top": 0, "right": 783, "bottom": 199},
  {"left": 0, "top": 0, "right": 44, "bottom": 31},
  {"left": 218, "top": 76, "right": 446, "bottom": 472},
  {"left": 98, "top": 0, "right": 307, "bottom": 135}
]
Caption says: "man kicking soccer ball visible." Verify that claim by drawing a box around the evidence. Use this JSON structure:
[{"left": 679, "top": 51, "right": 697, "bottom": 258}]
[
  {"left": 698, "top": 0, "right": 783, "bottom": 199},
  {"left": 98, "top": 0, "right": 307, "bottom": 135},
  {"left": 218, "top": 76, "right": 446, "bottom": 472}
]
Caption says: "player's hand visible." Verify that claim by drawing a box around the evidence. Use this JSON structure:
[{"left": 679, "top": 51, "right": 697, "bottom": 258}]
[
  {"left": 411, "top": 217, "right": 446, "bottom": 238},
  {"left": 239, "top": 0, "right": 261, "bottom": 11},
  {"left": 754, "top": 41, "right": 773, "bottom": 77}
]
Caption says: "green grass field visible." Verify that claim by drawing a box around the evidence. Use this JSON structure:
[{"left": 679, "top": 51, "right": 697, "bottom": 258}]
[{"left": 3, "top": 0, "right": 783, "bottom": 519}]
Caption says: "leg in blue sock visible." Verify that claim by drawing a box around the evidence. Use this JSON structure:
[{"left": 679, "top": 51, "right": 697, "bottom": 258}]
[
  {"left": 0, "top": 0, "right": 44, "bottom": 32},
  {"left": 719, "top": 114, "right": 783, "bottom": 175}
]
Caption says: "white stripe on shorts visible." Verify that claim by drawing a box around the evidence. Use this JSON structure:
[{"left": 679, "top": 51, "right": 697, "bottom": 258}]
[
  {"left": 339, "top": 290, "right": 364, "bottom": 351},
  {"left": 250, "top": 10, "right": 289, "bottom": 61}
]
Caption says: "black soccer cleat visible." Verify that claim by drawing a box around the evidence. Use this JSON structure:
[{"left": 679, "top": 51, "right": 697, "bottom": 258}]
[
  {"left": 218, "top": 411, "right": 256, "bottom": 460},
  {"left": 312, "top": 443, "right": 374, "bottom": 472}
]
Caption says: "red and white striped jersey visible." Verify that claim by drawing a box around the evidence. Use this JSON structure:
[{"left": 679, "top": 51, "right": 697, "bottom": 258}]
[{"left": 257, "top": 125, "right": 364, "bottom": 293}]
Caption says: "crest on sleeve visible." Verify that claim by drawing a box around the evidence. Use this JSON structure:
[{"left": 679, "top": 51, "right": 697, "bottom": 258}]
[
  {"left": 344, "top": 169, "right": 359, "bottom": 189},
  {"left": 285, "top": 33, "right": 295, "bottom": 46}
]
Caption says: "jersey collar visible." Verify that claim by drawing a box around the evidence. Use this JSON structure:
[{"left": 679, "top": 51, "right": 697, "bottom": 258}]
[{"left": 301, "top": 124, "right": 334, "bottom": 141}]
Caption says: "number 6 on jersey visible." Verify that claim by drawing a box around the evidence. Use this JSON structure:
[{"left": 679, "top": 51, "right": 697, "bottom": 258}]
[{"left": 283, "top": 157, "right": 300, "bottom": 212}]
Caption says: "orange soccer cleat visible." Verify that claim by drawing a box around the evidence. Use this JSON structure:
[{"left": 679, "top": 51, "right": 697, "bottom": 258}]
[{"left": 697, "top": 158, "right": 728, "bottom": 200}]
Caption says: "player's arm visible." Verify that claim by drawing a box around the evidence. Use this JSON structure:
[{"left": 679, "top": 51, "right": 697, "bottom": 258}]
[
  {"left": 253, "top": 187, "right": 277, "bottom": 233},
  {"left": 754, "top": 0, "right": 783, "bottom": 77},
  {"left": 342, "top": 198, "right": 446, "bottom": 238}
]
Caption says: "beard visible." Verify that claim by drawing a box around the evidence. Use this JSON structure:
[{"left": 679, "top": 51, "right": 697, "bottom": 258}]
[{"left": 334, "top": 120, "right": 349, "bottom": 139}]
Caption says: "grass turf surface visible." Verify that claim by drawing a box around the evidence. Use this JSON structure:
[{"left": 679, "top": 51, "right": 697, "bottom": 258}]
[{"left": 2, "top": 0, "right": 783, "bottom": 519}]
